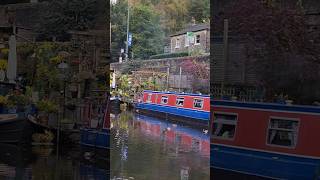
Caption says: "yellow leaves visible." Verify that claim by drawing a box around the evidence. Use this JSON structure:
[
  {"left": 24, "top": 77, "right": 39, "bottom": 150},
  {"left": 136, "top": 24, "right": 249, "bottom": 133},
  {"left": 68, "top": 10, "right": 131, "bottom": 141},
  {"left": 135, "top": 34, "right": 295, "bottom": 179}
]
[
  {"left": 0, "top": 96, "right": 8, "bottom": 105},
  {"left": 49, "top": 55, "right": 63, "bottom": 64},
  {"left": 0, "top": 59, "right": 8, "bottom": 70},
  {"left": 0, "top": 48, "right": 9, "bottom": 56}
]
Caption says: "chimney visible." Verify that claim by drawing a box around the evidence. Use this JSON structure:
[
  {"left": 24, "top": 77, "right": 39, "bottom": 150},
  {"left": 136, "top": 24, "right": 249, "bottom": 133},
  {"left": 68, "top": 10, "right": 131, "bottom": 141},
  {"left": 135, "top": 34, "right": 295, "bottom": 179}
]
[{"left": 191, "top": 17, "right": 196, "bottom": 26}]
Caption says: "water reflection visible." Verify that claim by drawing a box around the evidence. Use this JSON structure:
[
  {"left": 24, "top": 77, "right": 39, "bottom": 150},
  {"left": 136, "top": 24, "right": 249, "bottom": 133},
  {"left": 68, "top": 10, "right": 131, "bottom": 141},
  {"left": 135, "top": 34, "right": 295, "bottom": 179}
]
[
  {"left": 0, "top": 144, "right": 109, "bottom": 180},
  {"left": 111, "top": 112, "right": 210, "bottom": 180}
]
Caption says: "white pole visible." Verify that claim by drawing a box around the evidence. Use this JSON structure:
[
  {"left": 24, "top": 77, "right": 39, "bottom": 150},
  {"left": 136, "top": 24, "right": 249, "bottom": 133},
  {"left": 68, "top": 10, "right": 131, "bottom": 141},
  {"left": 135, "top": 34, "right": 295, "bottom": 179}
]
[
  {"left": 7, "top": 35, "right": 17, "bottom": 84},
  {"left": 125, "top": 0, "right": 130, "bottom": 61},
  {"left": 179, "top": 66, "right": 182, "bottom": 92}
]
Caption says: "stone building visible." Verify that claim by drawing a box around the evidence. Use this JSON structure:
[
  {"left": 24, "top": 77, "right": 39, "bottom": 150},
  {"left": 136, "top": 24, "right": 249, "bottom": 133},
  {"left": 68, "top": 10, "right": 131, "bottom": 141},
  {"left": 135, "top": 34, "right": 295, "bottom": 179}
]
[{"left": 170, "top": 23, "right": 210, "bottom": 54}]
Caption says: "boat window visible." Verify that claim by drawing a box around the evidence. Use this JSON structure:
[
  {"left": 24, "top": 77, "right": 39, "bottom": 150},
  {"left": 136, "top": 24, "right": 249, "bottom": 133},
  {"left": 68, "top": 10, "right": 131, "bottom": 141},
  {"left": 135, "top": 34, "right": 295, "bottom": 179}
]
[
  {"left": 176, "top": 97, "right": 184, "bottom": 106},
  {"left": 147, "top": 94, "right": 152, "bottom": 102},
  {"left": 191, "top": 138, "right": 200, "bottom": 151},
  {"left": 193, "top": 99, "right": 204, "bottom": 109},
  {"left": 161, "top": 96, "right": 168, "bottom": 104},
  {"left": 267, "top": 118, "right": 299, "bottom": 148},
  {"left": 212, "top": 113, "right": 237, "bottom": 140}
]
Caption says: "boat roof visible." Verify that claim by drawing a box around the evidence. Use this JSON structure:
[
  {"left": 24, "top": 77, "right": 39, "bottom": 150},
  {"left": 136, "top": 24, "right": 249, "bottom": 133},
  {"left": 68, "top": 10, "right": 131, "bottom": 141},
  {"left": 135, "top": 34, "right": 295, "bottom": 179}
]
[
  {"left": 211, "top": 100, "right": 320, "bottom": 114},
  {"left": 143, "top": 90, "right": 210, "bottom": 98}
]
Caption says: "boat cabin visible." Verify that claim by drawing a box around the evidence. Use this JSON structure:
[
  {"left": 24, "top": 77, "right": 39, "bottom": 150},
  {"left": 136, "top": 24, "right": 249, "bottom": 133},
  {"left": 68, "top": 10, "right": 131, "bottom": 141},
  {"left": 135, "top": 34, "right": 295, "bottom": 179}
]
[
  {"left": 142, "top": 90, "right": 210, "bottom": 112},
  {"left": 210, "top": 100, "right": 320, "bottom": 179}
]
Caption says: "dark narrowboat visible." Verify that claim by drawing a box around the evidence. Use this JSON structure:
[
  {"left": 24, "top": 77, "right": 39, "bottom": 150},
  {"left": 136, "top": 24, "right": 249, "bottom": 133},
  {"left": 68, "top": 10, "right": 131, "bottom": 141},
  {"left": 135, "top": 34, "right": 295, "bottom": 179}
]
[
  {"left": 80, "top": 94, "right": 110, "bottom": 153},
  {"left": 0, "top": 114, "right": 32, "bottom": 144}
]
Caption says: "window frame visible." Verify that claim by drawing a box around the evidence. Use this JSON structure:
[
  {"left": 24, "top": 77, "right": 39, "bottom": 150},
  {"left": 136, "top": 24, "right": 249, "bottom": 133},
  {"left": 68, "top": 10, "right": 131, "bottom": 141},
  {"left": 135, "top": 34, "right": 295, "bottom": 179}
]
[
  {"left": 175, "top": 38, "right": 180, "bottom": 48},
  {"left": 160, "top": 95, "right": 169, "bottom": 104},
  {"left": 184, "top": 35, "right": 189, "bottom": 47},
  {"left": 146, "top": 94, "right": 152, "bottom": 103},
  {"left": 193, "top": 98, "right": 204, "bottom": 109},
  {"left": 212, "top": 112, "right": 238, "bottom": 141},
  {"left": 195, "top": 34, "right": 201, "bottom": 45},
  {"left": 266, "top": 116, "right": 300, "bottom": 149},
  {"left": 176, "top": 96, "right": 185, "bottom": 107}
]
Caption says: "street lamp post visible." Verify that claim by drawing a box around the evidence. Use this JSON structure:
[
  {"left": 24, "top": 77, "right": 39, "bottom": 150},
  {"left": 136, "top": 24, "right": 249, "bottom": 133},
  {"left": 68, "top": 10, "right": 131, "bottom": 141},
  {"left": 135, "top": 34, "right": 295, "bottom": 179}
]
[
  {"left": 125, "top": 0, "right": 130, "bottom": 62},
  {"left": 57, "top": 61, "right": 69, "bottom": 147}
]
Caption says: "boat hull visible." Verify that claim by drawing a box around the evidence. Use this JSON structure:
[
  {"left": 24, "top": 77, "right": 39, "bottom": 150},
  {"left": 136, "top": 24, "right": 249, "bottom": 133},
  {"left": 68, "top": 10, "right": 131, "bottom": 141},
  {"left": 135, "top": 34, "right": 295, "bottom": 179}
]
[
  {"left": 136, "top": 103, "right": 209, "bottom": 129},
  {"left": 210, "top": 143, "right": 320, "bottom": 180},
  {"left": 0, "top": 117, "right": 32, "bottom": 144},
  {"left": 80, "top": 128, "right": 110, "bottom": 150}
]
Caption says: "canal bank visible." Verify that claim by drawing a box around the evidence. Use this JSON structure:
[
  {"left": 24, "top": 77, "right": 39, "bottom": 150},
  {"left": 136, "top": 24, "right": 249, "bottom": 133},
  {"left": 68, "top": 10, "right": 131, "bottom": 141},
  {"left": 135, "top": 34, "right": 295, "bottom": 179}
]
[{"left": 110, "top": 111, "right": 210, "bottom": 180}]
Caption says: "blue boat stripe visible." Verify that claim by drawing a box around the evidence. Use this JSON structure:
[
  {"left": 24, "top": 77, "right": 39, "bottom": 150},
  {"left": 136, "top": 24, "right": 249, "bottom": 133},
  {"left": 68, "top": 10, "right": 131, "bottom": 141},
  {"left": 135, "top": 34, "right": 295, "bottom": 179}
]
[
  {"left": 212, "top": 100, "right": 320, "bottom": 115},
  {"left": 211, "top": 166, "right": 283, "bottom": 180},
  {"left": 211, "top": 143, "right": 320, "bottom": 160},
  {"left": 211, "top": 143, "right": 320, "bottom": 179}
]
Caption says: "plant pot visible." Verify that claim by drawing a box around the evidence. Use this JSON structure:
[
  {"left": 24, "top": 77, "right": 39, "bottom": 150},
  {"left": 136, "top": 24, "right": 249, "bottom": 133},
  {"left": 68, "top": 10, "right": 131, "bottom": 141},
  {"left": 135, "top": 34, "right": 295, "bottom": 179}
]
[
  {"left": 8, "top": 107, "right": 17, "bottom": 114},
  {"left": 38, "top": 113, "right": 49, "bottom": 125},
  {"left": 285, "top": 100, "right": 293, "bottom": 105}
]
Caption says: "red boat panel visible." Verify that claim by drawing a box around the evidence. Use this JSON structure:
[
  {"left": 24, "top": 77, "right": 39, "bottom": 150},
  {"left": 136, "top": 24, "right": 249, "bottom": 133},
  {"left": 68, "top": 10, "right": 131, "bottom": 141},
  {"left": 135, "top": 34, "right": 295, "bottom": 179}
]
[
  {"left": 142, "top": 91, "right": 210, "bottom": 112},
  {"left": 211, "top": 106, "right": 320, "bottom": 157}
]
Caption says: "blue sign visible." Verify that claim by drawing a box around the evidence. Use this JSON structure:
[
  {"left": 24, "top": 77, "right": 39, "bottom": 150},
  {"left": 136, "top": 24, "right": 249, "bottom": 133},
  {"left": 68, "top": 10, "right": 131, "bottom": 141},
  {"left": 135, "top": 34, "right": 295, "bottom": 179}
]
[{"left": 128, "top": 33, "right": 132, "bottom": 47}]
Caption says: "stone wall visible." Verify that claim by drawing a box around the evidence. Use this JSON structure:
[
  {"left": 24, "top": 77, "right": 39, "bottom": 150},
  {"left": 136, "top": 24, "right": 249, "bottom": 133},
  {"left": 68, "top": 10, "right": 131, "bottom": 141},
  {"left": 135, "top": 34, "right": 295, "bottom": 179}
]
[{"left": 111, "top": 55, "right": 210, "bottom": 92}]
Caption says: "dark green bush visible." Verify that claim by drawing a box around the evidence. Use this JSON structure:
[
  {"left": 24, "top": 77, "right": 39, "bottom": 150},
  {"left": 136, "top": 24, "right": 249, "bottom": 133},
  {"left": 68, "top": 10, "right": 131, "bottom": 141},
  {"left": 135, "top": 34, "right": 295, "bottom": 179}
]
[{"left": 150, "top": 52, "right": 189, "bottom": 59}]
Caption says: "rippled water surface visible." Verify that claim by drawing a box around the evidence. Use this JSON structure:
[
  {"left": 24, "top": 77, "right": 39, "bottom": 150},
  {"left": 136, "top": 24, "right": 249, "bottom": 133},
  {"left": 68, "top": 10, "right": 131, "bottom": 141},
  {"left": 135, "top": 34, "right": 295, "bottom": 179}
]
[
  {"left": 0, "top": 144, "right": 109, "bottom": 180},
  {"left": 110, "top": 112, "right": 210, "bottom": 180}
]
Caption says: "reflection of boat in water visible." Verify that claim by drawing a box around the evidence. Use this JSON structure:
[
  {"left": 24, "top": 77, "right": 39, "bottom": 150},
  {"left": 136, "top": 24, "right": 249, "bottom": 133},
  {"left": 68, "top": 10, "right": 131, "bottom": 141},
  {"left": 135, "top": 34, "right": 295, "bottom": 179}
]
[
  {"left": 79, "top": 161, "right": 110, "bottom": 180},
  {"left": 136, "top": 115, "right": 210, "bottom": 156},
  {"left": 0, "top": 143, "right": 35, "bottom": 167},
  {"left": 80, "top": 93, "right": 110, "bottom": 155},
  {"left": 0, "top": 143, "right": 35, "bottom": 179},
  {"left": 0, "top": 114, "right": 32, "bottom": 144},
  {"left": 136, "top": 90, "right": 210, "bottom": 128},
  {"left": 211, "top": 100, "right": 320, "bottom": 179}
]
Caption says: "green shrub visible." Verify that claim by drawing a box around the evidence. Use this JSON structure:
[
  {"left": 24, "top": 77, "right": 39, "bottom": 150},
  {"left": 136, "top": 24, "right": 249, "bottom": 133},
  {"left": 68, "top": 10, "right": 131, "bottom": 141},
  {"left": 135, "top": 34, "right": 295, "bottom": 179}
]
[
  {"left": 149, "top": 52, "right": 189, "bottom": 59},
  {"left": 36, "top": 99, "right": 59, "bottom": 113}
]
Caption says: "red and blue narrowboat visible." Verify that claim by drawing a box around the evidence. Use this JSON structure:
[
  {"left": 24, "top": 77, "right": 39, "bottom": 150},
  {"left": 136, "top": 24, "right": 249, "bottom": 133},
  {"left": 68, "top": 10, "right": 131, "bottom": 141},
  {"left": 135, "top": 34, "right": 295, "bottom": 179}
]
[
  {"left": 136, "top": 90, "right": 210, "bottom": 128},
  {"left": 210, "top": 100, "right": 320, "bottom": 179},
  {"left": 80, "top": 94, "right": 110, "bottom": 151}
]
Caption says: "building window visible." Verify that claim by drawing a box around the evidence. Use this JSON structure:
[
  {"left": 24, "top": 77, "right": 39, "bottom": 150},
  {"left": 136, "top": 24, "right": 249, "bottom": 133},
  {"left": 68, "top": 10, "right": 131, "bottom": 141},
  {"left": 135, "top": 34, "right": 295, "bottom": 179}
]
[
  {"left": 185, "top": 35, "right": 189, "bottom": 47},
  {"left": 212, "top": 113, "right": 237, "bottom": 140},
  {"left": 193, "top": 99, "right": 203, "bottom": 109},
  {"left": 195, "top": 34, "right": 200, "bottom": 45},
  {"left": 267, "top": 118, "right": 299, "bottom": 148},
  {"left": 161, "top": 96, "right": 168, "bottom": 104},
  {"left": 147, "top": 94, "right": 152, "bottom": 103},
  {"left": 176, "top": 97, "right": 184, "bottom": 106},
  {"left": 175, "top": 38, "right": 180, "bottom": 48}
]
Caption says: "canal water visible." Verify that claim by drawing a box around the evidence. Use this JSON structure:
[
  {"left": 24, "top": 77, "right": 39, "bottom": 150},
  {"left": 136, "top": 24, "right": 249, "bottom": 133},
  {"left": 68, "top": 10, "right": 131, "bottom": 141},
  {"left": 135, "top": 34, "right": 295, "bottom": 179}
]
[
  {"left": 0, "top": 144, "right": 109, "bottom": 180},
  {"left": 110, "top": 111, "right": 210, "bottom": 180}
]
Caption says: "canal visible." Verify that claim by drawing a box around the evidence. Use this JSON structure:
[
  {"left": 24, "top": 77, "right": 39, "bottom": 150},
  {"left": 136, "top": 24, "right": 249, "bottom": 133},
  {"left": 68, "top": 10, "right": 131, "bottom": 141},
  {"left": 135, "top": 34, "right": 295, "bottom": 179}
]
[
  {"left": 0, "top": 144, "right": 109, "bottom": 180},
  {"left": 110, "top": 111, "right": 210, "bottom": 180}
]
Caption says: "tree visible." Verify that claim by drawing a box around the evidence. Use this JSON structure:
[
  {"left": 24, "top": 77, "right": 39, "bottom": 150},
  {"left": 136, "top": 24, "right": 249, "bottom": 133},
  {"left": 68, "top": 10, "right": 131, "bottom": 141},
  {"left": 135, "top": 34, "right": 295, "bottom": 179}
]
[
  {"left": 216, "top": 0, "right": 320, "bottom": 104},
  {"left": 130, "top": 4, "right": 164, "bottom": 59},
  {"left": 188, "top": 0, "right": 210, "bottom": 23},
  {"left": 111, "top": 1, "right": 164, "bottom": 60},
  {"left": 111, "top": 0, "right": 129, "bottom": 62},
  {"left": 38, "top": 0, "right": 100, "bottom": 41}
]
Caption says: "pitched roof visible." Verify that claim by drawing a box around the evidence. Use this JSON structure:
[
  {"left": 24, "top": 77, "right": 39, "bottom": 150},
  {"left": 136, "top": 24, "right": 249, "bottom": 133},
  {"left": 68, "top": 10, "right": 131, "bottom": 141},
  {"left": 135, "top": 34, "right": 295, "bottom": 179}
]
[{"left": 170, "top": 23, "right": 210, "bottom": 37}]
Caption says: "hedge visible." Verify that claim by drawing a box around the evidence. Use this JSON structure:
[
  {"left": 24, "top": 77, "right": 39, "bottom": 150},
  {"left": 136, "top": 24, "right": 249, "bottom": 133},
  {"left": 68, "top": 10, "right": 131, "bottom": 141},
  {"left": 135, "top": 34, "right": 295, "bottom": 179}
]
[{"left": 149, "top": 52, "right": 189, "bottom": 59}]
